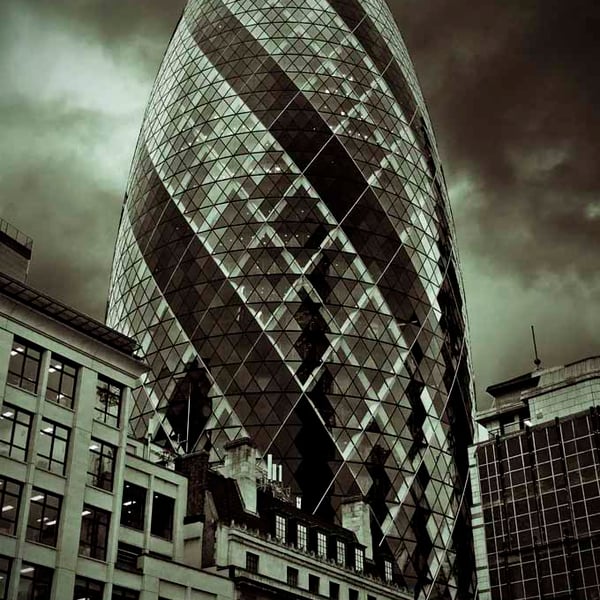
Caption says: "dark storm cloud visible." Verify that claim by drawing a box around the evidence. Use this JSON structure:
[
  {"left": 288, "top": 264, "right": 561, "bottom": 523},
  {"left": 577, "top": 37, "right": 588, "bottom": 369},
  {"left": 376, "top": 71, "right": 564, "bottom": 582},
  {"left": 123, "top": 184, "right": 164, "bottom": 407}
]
[{"left": 1, "top": 0, "right": 598, "bottom": 406}]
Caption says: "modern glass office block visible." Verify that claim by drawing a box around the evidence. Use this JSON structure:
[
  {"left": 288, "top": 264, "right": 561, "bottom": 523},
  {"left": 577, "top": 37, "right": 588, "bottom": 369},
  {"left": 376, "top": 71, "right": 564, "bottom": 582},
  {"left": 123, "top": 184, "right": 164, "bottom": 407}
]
[{"left": 108, "top": 0, "right": 476, "bottom": 596}]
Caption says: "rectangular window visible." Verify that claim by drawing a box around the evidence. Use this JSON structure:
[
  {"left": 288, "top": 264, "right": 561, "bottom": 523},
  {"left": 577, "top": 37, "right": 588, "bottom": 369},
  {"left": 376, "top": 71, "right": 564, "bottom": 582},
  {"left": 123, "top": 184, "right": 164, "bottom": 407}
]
[
  {"left": 26, "top": 489, "right": 61, "bottom": 547},
  {"left": 0, "top": 476, "right": 22, "bottom": 535},
  {"left": 355, "top": 548, "right": 365, "bottom": 572},
  {"left": 111, "top": 586, "right": 139, "bottom": 600},
  {"left": 297, "top": 523, "right": 307, "bottom": 551},
  {"left": 87, "top": 439, "right": 115, "bottom": 491},
  {"left": 0, "top": 405, "right": 32, "bottom": 461},
  {"left": 317, "top": 531, "right": 327, "bottom": 557},
  {"left": 246, "top": 552, "right": 259, "bottom": 574},
  {"left": 308, "top": 574, "right": 320, "bottom": 594},
  {"left": 151, "top": 493, "right": 175, "bottom": 540},
  {"left": 336, "top": 540, "right": 346, "bottom": 565},
  {"left": 349, "top": 589, "right": 359, "bottom": 600},
  {"left": 286, "top": 566, "right": 298, "bottom": 587},
  {"left": 275, "top": 514, "right": 287, "bottom": 541},
  {"left": 73, "top": 577, "right": 103, "bottom": 600},
  {"left": 116, "top": 543, "right": 142, "bottom": 572},
  {"left": 79, "top": 505, "right": 110, "bottom": 561},
  {"left": 120, "top": 482, "right": 146, "bottom": 530},
  {"left": 46, "top": 354, "right": 78, "bottom": 408},
  {"left": 368, "top": 596, "right": 376, "bottom": 600},
  {"left": 0, "top": 556, "right": 11, "bottom": 600},
  {"left": 330, "top": 581, "right": 340, "bottom": 599},
  {"left": 8, "top": 338, "right": 41, "bottom": 393},
  {"left": 18, "top": 563, "right": 53, "bottom": 600},
  {"left": 95, "top": 376, "right": 122, "bottom": 428},
  {"left": 384, "top": 559, "right": 393, "bottom": 582},
  {"left": 37, "top": 420, "right": 69, "bottom": 475}
]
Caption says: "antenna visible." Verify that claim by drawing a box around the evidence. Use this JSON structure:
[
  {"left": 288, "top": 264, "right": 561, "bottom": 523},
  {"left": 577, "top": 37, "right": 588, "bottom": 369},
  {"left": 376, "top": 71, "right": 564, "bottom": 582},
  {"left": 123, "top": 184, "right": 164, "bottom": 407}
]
[{"left": 530, "top": 325, "right": 542, "bottom": 369}]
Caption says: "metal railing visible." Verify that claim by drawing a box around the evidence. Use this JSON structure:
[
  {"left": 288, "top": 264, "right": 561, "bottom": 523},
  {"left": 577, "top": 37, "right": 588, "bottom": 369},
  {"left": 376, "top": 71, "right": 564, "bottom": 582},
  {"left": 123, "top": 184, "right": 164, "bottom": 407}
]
[{"left": 0, "top": 218, "right": 33, "bottom": 250}]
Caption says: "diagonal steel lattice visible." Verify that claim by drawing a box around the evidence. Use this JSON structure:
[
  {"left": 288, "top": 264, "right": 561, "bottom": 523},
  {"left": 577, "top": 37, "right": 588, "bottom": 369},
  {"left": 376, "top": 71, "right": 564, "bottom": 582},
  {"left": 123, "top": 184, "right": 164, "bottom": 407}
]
[{"left": 107, "top": 0, "right": 477, "bottom": 597}]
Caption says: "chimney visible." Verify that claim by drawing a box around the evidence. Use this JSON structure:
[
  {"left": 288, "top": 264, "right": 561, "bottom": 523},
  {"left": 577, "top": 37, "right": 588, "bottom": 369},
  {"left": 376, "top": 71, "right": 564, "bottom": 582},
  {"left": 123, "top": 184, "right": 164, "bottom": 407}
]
[
  {"left": 220, "top": 438, "right": 258, "bottom": 514},
  {"left": 175, "top": 450, "right": 210, "bottom": 519},
  {"left": 342, "top": 497, "right": 373, "bottom": 559}
]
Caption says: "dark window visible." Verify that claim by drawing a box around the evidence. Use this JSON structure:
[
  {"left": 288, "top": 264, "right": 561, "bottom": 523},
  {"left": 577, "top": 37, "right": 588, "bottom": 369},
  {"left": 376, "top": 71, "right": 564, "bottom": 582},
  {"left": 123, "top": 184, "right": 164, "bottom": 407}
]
[
  {"left": 0, "top": 476, "right": 22, "bottom": 535},
  {"left": 73, "top": 577, "right": 103, "bottom": 600},
  {"left": 246, "top": 552, "right": 259, "bottom": 573},
  {"left": 26, "top": 489, "right": 61, "bottom": 546},
  {"left": 95, "top": 376, "right": 122, "bottom": 428},
  {"left": 45, "top": 355, "right": 78, "bottom": 408},
  {"left": 0, "top": 405, "right": 32, "bottom": 461},
  {"left": 349, "top": 589, "right": 359, "bottom": 600},
  {"left": 87, "top": 439, "right": 115, "bottom": 491},
  {"left": 120, "top": 483, "right": 146, "bottom": 530},
  {"left": 79, "top": 505, "right": 110, "bottom": 560},
  {"left": 8, "top": 338, "right": 41, "bottom": 393},
  {"left": 367, "top": 596, "right": 376, "bottom": 600},
  {"left": 330, "top": 581, "right": 340, "bottom": 599},
  {"left": 37, "top": 420, "right": 69, "bottom": 475},
  {"left": 18, "top": 563, "right": 53, "bottom": 600},
  {"left": 309, "top": 575, "right": 320, "bottom": 594},
  {"left": 287, "top": 566, "right": 298, "bottom": 587},
  {"left": 111, "top": 586, "right": 139, "bottom": 600},
  {"left": 116, "top": 543, "right": 141, "bottom": 572},
  {"left": 0, "top": 556, "right": 11, "bottom": 600},
  {"left": 151, "top": 493, "right": 175, "bottom": 540}
]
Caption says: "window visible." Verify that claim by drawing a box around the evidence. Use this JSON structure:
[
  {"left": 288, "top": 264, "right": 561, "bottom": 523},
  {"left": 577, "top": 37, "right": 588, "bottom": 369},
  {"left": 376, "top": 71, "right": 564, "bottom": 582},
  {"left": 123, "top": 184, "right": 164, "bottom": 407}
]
[
  {"left": 330, "top": 582, "right": 340, "bottom": 599},
  {"left": 336, "top": 540, "right": 346, "bottom": 565},
  {"left": 73, "top": 577, "right": 103, "bottom": 600},
  {"left": 0, "top": 405, "right": 32, "bottom": 461},
  {"left": 287, "top": 566, "right": 298, "bottom": 587},
  {"left": 79, "top": 505, "right": 110, "bottom": 560},
  {"left": 297, "top": 523, "right": 307, "bottom": 550},
  {"left": 26, "top": 489, "right": 61, "bottom": 546},
  {"left": 367, "top": 596, "right": 376, "bottom": 600},
  {"left": 120, "top": 483, "right": 146, "bottom": 530},
  {"left": 349, "top": 589, "right": 359, "bottom": 600},
  {"left": 355, "top": 547, "right": 365, "bottom": 572},
  {"left": 384, "top": 559, "right": 393, "bottom": 582},
  {"left": 95, "top": 376, "right": 122, "bottom": 428},
  {"left": 151, "top": 493, "right": 175, "bottom": 540},
  {"left": 87, "top": 439, "right": 115, "bottom": 491},
  {"left": 275, "top": 514, "right": 287, "bottom": 541},
  {"left": 18, "top": 563, "right": 53, "bottom": 600},
  {"left": 46, "top": 355, "right": 77, "bottom": 408},
  {"left": 0, "top": 556, "right": 11, "bottom": 600},
  {"left": 317, "top": 531, "right": 327, "bottom": 557},
  {"left": 116, "top": 543, "right": 142, "bottom": 572},
  {"left": 309, "top": 574, "right": 320, "bottom": 594},
  {"left": 37, "top": 420, "right": 69, "bottom": 475},
  {"left": 246, "top": 552, "right": 259, "bottom": 574},
  {"left": 0, "top": 476, "right": 22, "bottom": 535},
  {"left": 111, "top": 586, "right": 139, "bottom": 600},
  {"left": 8, "top": 338, "right": 41, "bottom": 393}
]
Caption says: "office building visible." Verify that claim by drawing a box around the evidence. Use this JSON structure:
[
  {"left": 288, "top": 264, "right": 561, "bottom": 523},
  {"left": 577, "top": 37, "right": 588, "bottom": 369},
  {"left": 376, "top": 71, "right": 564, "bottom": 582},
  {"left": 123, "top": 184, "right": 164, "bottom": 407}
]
[
  {"left": 473, "top": 356, "right": 600, "bottom": 599},
  {"left": 107, "top": 0, "right": 477, "bottom": 596}
]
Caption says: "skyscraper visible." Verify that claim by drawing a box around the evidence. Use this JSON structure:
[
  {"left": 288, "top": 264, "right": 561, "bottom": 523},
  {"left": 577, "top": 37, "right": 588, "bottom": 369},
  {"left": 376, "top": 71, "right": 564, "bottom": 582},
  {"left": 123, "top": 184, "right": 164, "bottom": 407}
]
[{"left": 108, "top": 0, "right": 476, "bottom": 596}]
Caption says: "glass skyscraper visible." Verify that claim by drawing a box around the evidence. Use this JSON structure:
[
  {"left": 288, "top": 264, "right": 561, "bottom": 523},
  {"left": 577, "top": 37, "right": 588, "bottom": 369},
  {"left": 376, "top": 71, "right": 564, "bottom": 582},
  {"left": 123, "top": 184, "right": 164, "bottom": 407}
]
[{"left": 108, "top": 0, "right": 476, "bottom": 596}]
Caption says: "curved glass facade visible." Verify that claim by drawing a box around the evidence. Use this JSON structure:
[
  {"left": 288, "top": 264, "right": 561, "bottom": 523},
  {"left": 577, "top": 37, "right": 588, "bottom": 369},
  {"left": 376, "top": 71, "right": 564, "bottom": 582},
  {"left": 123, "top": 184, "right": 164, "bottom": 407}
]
[{"left": 108, "top": 0, "right": 476, "bottom": 596}]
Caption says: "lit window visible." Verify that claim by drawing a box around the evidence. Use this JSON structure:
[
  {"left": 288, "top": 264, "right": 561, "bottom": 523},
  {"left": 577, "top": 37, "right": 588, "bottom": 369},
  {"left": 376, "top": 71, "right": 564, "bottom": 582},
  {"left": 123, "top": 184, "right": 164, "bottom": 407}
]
[
  {"left": 95, "top": 376, "right": 122, "bottom": 428},
  {"left": 18, "top": 563, "right": 53, "bottom": 600},
  {"left": 7, "top": 338, "right": 41, "bottom": 394},
  {"left": 37, "top": 420, "right": 69, "bottom": 475},
  {"left": 26, "top": 489, "right": 61, "bottom": 547},
  {"left": 0, "top": 556, "right": 11, "bottom": 600},
  {"left": 151, "top": 493, "right": 175, "bottom": 540},
  {"left": 355, "top": 548, "right": 364, "bottom": 572},
  {"left": 120, "top": 482, "right": 146, "bottom": 530},
  {"left": 336, "top": 540, "right": 345, "bottom": 565},
  {"left": 384, "top": 559, "right": 393, "bottom": 582},
  {"left": 79, "top": 505, "right": 110, "bottom": 561},
  {"left": 317, "top": 531, "right": 327, "bottom": 557},
  {"left": 246, "top": 552, "right": 259, "bottom": 574},
  {"left": 275, "top": 514, "right": 287, "bottom": 541},
  {"left": 87, "top": 439, "right": 115, "bottom": 491},
  {"left": 72, "top": 577, "right": 103, "bottom": 600},
  {"left": 46, "top": 354, "right": 78, "bottom": 408},
  {"left": 0, "top": 476, "right": 22, "bottom": 536},
  {"left": 297, "top": 523, "right": 307, "bottom": 550},
  {"left": 0, "top": 405, "right": 32, "bottom": 461}
]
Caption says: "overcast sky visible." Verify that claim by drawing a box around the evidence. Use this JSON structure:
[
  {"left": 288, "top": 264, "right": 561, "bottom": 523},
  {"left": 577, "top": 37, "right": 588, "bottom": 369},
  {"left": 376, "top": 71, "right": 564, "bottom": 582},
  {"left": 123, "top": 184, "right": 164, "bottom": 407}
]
[{"left": 1, "top": 0, "right": 598, "bottom": 408}]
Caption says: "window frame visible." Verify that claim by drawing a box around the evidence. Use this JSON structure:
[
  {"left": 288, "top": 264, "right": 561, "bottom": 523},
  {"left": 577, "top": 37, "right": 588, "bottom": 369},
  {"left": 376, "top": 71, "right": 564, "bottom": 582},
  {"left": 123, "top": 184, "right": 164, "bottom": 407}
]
[
  {"left": 45, "top": 354, "right": 78, "bottom": 408},
  {"left": 151, "top": 493, "right": 175, "bottom": 540},
  {"left": 0, "top": 476, "right": 22, "bottom": 536},
  {"left": 308, "top": 574, "right": 320, "bottom": 594},
  {"left": 0, "top": 405, "right": 32, "bottom": 462},
  {"left": 111, "top": 586, "right": 139, "bottom": 600},
  {"left": 79, "top": 505, "right": 111, "bottom": 561},
  {"left": 246, "top": 552, "right": 259, "bottom": 574},
  {"left": 18, "top": 562, "right": 53, "bottom": 600},
  {"left": 316, "top": 530, "right": 328, "bottom": 557},
  {"left": 354, "top": 547, "right": 365, "bottom": 572},
  {"left": 95, "top": 376, "right": 123, "bottom": 428},
  {"left": 7, "top": 338, "right": 42, "bottom": 394},
  {"left": 87, "top": 439, "right": 116, "bottom": 491},
  {"left": 336, "top": 540, "right": 346, "bottom": 565},
  {"left": 286, "top": 566, "right": 298, "bottom": 587},
  {"left": 120, "top": 482, "right": 146, "bottom": 531},
  {"left": 297, "top": 522, "right": 308, "bottom": 551},
  {"left": 37, "top": 419, "right": 70, "bottom": 475},
  {"left": 73, "top": 576, "right": 103, "bottom": 600},
  {"left": 384, "top": 558, "right": 393, "bottom": 582},
  {"left": 275, "top": 514, "right": 287, "bottom": 542},
  {"left": 0, "top": 555, "right": 11, "bottom": 600},
  {"left": 26, "top": 489, "right": 61, "bottom": 547}
]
